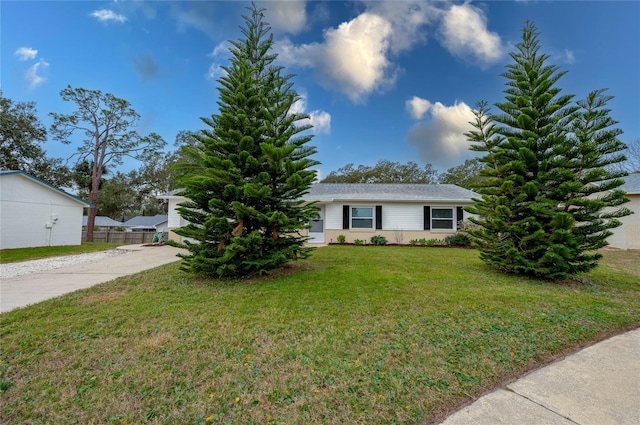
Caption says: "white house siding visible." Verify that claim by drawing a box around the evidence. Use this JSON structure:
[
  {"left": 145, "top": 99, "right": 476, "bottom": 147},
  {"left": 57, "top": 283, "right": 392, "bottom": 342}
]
[
  {"left": 608, "top": 194, "right": 640, "bottom": 250},
  {"left": 383, "top": 203, "right": 427, "bottom": 231},
  {"left": 319, "top": 201, "right": 470, "bottom": 245},
  {"left": 163, "top": 197, "right": 188, "bottom": 242},
  {"left": 0, "top": 173, "right": 87, "bottom": 249},
  {"left": 324, "top": 203, "right": 345, "bottom": 230}
]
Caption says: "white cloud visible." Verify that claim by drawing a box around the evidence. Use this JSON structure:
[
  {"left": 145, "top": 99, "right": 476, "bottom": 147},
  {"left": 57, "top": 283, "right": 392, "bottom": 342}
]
[
  {"left": 290, "top": 94, "right": 331, "bottom": 135},
  {"left": 308, "top": 110, "right": 332, "bottom": 135},
  {"left": 561, "top": 49, "right": 575, "bottom": 64},
  {"left": 205, "top": 41, "right": 231, "bottom": 80},
  {"left": 366, "top": 1, "right": 441, "bottom": 54},
  {"left": 14, "top": 47, "right": 38, "bottom": 61},
  {"left": 406, "top": 100, "right": 477, "bottom": 169},
  {"left": 406, "top": 96, "right": 433, "bottom": 120},
  {"left": 273, "top": 2, "right": 501, "bottom": 103},
  {"left": 90, "top": 9, "right": 128, "bottom": 23},
  {"left": 25, "top": 59, "right": 49, "bottom": 89},
  {"left": 264, "top": 0, "right": 307, "bottom": 34},
  {"left": 171, "top": 3, "right": 218, "bottom": 39},
  {"left": 276, "top": 12, "right": 396, "bottom": 104},
  {"left": 439, "top": 3, "right": 504, "bottom": 67}
]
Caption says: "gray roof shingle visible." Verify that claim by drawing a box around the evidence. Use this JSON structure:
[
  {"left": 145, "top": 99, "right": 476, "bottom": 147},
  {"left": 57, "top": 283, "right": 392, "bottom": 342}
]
[
  {"left": 303, "top": 183, "right": 478, "bottom": 203},
  {"left": 620, "top": 173, "right": 640, "bottom": 194},
  {"left": 123, "top": 214, "right": 168, "bottom": 227},
  {"left": 82, "top": 216, "right": 124, "bottom": 227}
]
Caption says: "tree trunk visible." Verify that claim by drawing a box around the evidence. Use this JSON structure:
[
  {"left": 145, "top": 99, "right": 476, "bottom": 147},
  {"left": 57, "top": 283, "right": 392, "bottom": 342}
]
[
  {"left": 86, "top": 173, "right": 101, "bottom": 242},
  {"left": 86, "top": 190, "right": 99, "bottom": 242}
]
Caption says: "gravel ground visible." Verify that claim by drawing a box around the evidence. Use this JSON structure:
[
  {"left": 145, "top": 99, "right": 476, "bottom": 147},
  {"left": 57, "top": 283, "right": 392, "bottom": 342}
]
[{"left": 0, "top": 249, "right": 128, "bottom": 279}]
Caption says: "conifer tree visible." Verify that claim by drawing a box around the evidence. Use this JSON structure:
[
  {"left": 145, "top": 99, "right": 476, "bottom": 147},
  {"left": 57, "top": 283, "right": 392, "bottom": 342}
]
[
  {"left": 173, "top": 5, "right": 319, "bottom": 278},
  {"left": 466, "top": 22, "right": 630, "bottom": 280}
]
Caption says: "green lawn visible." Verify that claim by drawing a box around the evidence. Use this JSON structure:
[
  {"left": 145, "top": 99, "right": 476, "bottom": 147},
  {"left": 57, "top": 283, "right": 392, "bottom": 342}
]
[
  {"left": 0, "top": 242, "right": 123, "bottom": 263},
  {"left": 1, "top": 247, "right": 638, "bottom": 424}
]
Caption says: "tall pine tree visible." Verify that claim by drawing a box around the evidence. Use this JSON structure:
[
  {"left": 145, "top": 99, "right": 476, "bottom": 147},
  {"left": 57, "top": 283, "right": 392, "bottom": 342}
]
[
  {"left": 466, "top": 22, "right": 630, "bottom": 280},
  {"left": 173, "top": 5, "right": 319, "bottom": 278}
]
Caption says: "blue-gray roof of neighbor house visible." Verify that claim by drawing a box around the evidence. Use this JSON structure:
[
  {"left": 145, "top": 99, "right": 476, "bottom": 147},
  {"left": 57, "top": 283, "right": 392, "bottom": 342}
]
[
  {"left": 0, "top": 170, "right": 91, "bottom": 207},
  {"left": 123, "top": 214, "right": 168, "bottom": 227},
  {"left": 303, "top": 183, "right": 478, "bottom": 203},
  {"left": 82, "top": 216, "right": 124, "bottom": 227},
  {"left": 620, "top": 173, "right": 640, "bottom": 194}
]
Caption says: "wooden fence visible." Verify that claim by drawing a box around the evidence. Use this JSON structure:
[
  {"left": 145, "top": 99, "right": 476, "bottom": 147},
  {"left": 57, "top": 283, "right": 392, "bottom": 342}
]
[{"left": 82, "top": 230, "right": 157, "bottom": 244}]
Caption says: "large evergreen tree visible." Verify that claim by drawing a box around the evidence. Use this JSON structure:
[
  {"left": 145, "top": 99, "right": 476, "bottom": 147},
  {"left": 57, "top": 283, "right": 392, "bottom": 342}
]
[
  {"left": 466, "top": 22, "right": 630, "bottom": 280},
  {"left": 173, "top": 5, "right": 319, "bottom": 278}
]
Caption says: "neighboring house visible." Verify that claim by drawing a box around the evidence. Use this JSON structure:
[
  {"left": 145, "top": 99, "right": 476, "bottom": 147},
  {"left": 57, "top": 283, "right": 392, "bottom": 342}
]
[
  {"left": 82, "top": 215, "right": 125, "bottom": 230},
  {"left": 158, "top": 184, "right": 478, "bottom": 245},
  {"left": 0, "top": 170, "right": 90, "bottom": 249},
  {"left": 607, "top": 173, "right": 640, "bottom": 250},
  {"left": 123, "top": 214, "right": 168, "bottom": 233}
]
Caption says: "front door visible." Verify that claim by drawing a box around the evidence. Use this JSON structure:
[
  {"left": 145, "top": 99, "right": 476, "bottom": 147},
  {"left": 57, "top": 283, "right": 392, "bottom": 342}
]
[{"left": 308, "top": 206, "right": 325, "bottom": 243}]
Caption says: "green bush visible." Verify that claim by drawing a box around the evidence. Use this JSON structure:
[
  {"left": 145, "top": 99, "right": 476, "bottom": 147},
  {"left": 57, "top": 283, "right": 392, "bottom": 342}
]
[
  {"left": 370, "top": 235, "right": 388, "bottom": 246},
  {"left": 425, "top": 238, "right": 444, "bottom": 247},
  {"left": 353, "top": 239, "right": 364, "bottom": 246},
  {"left": 409, "top": 239, "right": 418, "bottom": 246},
  {"left": 445, "top": 233, "right": 471, "bottom": 247},
  {"left": 337, "top": 235, "right": 346, "bottom": 244}
]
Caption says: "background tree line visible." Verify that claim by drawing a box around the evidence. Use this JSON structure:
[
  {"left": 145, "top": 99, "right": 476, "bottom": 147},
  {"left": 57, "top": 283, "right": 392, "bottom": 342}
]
[{"left": 2, "top": 86, "right": 638, "bottom": 234}]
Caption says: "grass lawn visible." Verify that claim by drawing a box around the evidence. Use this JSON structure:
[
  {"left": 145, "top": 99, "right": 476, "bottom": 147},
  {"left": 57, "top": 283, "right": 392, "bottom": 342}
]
[
  {"left": 1, "top": 247, "right": 638, "bottom": 424},
  {"left": 0, "top": 242, "right": 123, "bottom": 263}
]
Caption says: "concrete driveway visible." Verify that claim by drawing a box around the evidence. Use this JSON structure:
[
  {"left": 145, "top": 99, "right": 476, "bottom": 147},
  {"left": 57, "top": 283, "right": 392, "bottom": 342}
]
[{"left": 0, "top": 244, "right": 185, "bottom": 313}]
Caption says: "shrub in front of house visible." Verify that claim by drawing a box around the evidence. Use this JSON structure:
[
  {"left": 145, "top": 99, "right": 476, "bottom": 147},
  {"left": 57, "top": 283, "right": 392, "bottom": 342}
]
[
  {"left": 354, "top": 239, "right": 364, "bottom": 246},
  {"left": 337, "top": 235, "right": 346, "bottom": 244},
  {"left": 445, "top": 233, "right": 472, "bottom": 247},
  {"left": 370, "top": 235, "right": 388, "bottom": 246}
]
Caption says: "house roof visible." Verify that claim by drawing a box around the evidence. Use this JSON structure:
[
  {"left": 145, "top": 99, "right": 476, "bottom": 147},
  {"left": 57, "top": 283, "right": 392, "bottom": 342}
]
[
  {"left": 303, "top": 183, "right": 478, "bottom": 203},
  {"left": 620, "top": 173, "right": 640, "bottom": 194},
  {"left": 0, "top": 170, "right": 91, "bottom": 207},
  {"left": 157, "top": 189, "right": 184, "bottom": 199},
  {"left": 123, "top": 214, "right": 168, "bottom": 227},
  {"left": 82, "top": 216, "right": 125, "bottom": 227}
]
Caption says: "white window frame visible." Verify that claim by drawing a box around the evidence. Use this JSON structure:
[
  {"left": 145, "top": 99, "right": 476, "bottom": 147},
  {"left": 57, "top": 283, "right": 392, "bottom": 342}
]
[
  {"left": 351, "top": 205, "right": 374, "bottom": 229},
  {"left": 431, "top": 207, "right": 455, "bottom": 230}
]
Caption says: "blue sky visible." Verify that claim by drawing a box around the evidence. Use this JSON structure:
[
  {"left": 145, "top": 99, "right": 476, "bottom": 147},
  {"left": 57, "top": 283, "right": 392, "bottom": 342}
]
[{"left": 3, "top": 1, "right": 639, "bottom": 180}]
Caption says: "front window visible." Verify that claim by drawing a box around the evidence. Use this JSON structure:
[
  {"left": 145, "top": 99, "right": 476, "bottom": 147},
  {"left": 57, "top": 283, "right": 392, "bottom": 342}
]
[
  {"left": 432, "top": 208, "right": 454, "bottom": 229},
  {"left": 352, "top": 207, "right": 373, "bottom": 229}
]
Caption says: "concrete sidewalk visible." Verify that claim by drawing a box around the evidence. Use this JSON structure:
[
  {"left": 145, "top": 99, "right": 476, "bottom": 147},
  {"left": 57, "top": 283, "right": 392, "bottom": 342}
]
[
  {"left": 439, "top": 328, "right": 640, "bottom": 425},
  {"left": 0, "top": 244, "right": 184, "bottom": 313}
]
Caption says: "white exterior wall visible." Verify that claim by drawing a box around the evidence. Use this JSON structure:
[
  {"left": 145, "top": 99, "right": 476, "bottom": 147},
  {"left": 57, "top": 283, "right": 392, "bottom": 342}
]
[
  {"left": 325, "top": 203, "right": 345, "bottom": 230},
  {"left": 0, "top": 174, "right": 87, "bottom": 249},
  {"left": 608, "top": 194, "right": 640, "bottom": 250},
  {"left": 324, "top": 201, "right": 470, "bottom": 231},
  {"left": 382, "top": 203, "right": 427, "bottom": 231},
  {"left": 166, "top": 198, "right": 183, "bottom": 229}
]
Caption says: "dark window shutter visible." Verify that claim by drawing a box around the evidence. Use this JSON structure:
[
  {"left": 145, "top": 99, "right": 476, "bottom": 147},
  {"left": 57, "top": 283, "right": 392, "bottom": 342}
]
[
  {"left": 343, "top": 205, "right": 350, "bottom": 229},
  {"left": 457, "top": 206, "right": 464, "bottom": 224},
  {"left": 424, "top": 206, "right": 431, "bottom": 230},
  {"left": 375, "top": 205, "right": 382, "bottom": 230}
]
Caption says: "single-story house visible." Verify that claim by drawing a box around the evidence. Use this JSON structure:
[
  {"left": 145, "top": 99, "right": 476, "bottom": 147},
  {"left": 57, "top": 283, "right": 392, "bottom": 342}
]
[
  {"left": 82, "top": 215, "right": 125, "bottom": 230},
  {"left": 607, "top": 173, "right": 640, "bottom": 250},
  {"left": 122, "top": 214, "right": 168, "bottom": 233},
  {"left": 158, "top": 183, "right": 478, "bottom": 245},
  {"left": 302, "top": 183, "right": 477, "bottom": 244},
  {"left": 0, "top": 170, "right": 91, "bottom": 249}
]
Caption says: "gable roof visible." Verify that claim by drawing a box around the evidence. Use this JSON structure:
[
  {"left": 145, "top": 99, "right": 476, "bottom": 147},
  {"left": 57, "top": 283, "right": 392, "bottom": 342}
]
[
  {"left": 619, "top": 173, "right": 640, "bottom": 194},
  {"left": 82, "top": 216, "right": 124, "bottom": 227},
  {"left": 0, "top": 170, "right": 91, "bottom": 207},
  {"left": 157, "top": 189, "right": 184, "bottom": 198},
  {"left": 123, "top": 214, "right": 168, "bottom": 227},
  {"left": 303, "top": 183, "right": 478, "bottom": 203}
]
